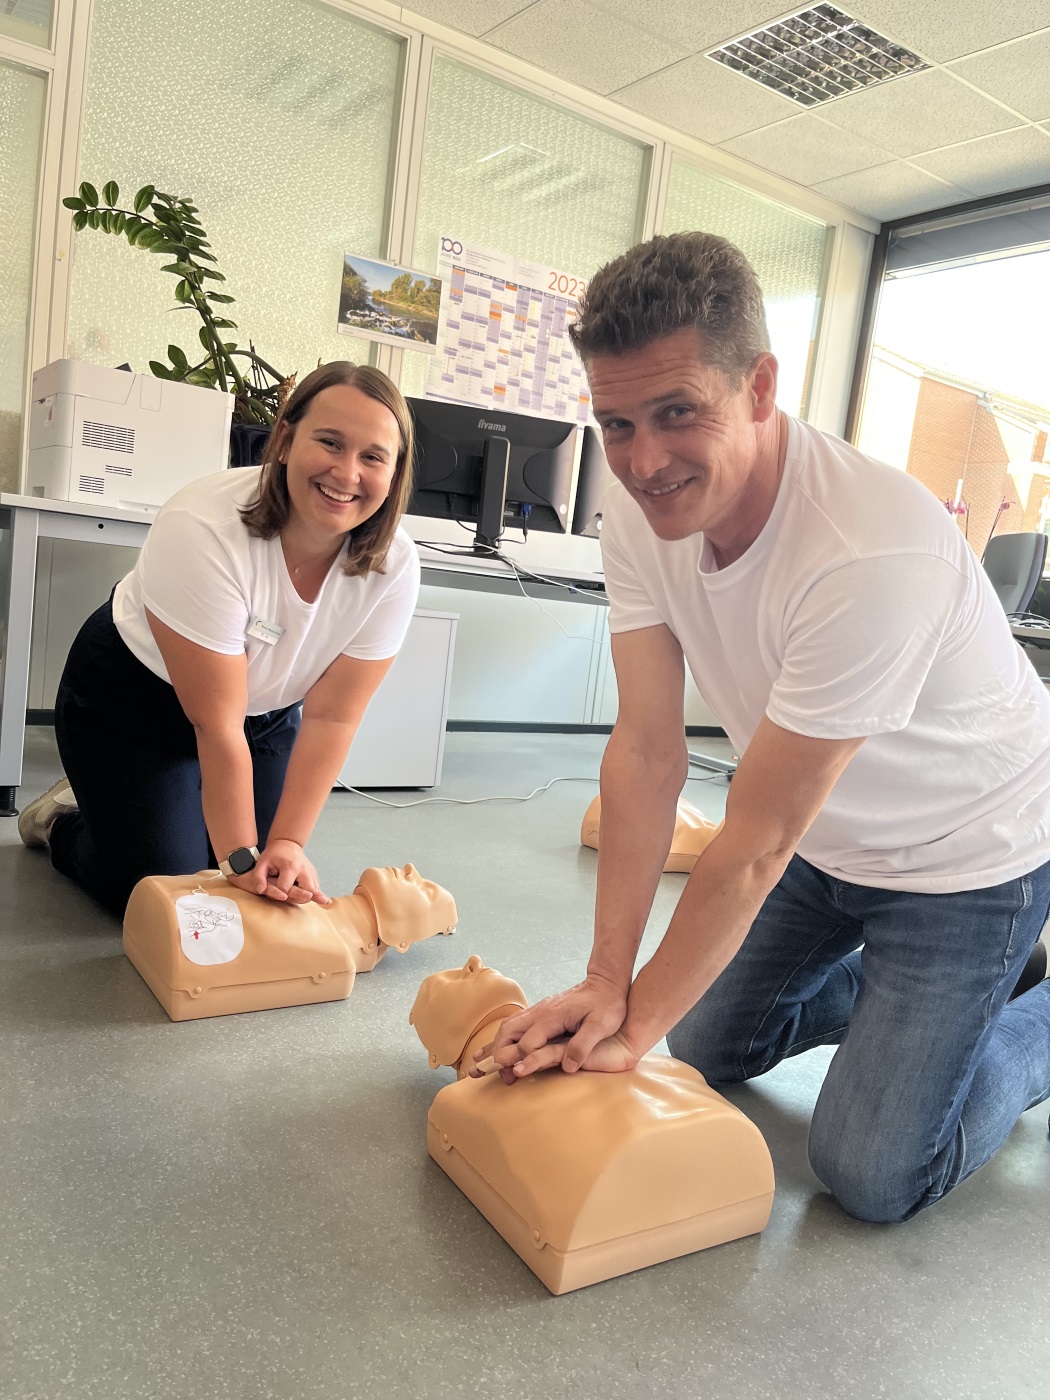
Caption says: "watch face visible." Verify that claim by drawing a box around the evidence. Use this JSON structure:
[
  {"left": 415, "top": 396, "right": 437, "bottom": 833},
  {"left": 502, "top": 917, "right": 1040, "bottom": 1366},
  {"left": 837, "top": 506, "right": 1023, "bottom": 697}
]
[{"left": 227, "top": 847, "right": 257, "bottom": 876}]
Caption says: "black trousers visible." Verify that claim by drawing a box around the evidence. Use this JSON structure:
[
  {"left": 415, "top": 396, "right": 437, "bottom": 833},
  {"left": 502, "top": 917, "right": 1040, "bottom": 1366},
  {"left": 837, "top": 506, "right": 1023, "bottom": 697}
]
[{"left": 50, "top": 599, "right": 300, "bottom": 918}]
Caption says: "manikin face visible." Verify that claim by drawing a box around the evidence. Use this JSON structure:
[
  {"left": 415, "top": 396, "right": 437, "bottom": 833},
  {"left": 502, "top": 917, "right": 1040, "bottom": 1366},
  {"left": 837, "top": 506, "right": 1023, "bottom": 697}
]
[
  {"left": 409, "top": 955, "right": 528, "bottom": 1069},
  {"left": 587, "top": 328, "right": 779, "bottom": 548},
  {"left": 280, "top": 384, "right": 400, "bottom": 546},
  {"left": 356, "top": 864, "right": 458, "bottom": 949}
]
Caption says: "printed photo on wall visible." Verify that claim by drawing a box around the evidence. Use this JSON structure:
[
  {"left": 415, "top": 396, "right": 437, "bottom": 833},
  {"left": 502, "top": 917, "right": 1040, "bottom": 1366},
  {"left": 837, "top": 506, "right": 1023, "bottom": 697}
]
[{"left": 337, "top": 252, "right": 443, "bottom": 353}]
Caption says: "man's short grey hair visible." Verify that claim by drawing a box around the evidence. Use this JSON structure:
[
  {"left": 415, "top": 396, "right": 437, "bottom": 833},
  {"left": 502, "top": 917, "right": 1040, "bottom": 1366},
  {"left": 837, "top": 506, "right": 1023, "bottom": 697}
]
[{"left": 569, "top": 232, "right": 771, "bottom": 384}]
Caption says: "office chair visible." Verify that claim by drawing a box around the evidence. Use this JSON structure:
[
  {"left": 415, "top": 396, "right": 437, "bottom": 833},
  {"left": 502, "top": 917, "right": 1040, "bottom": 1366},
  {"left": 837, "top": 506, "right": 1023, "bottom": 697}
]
[{"left": 981, "top": 531, "right": 1048, "bottom": 617}]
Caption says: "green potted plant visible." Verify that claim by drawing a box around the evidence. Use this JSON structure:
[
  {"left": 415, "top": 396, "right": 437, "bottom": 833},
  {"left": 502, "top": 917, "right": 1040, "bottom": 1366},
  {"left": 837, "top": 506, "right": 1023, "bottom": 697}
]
[{"left": 63, "top": 180, "right": 296, "bottom": 465}]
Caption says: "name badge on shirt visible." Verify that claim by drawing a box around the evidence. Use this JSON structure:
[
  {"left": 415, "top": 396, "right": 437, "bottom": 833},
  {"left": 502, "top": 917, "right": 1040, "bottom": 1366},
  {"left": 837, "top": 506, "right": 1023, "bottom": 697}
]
[{"left": 246, "top": 616, "right": 284, "bottom": 646}]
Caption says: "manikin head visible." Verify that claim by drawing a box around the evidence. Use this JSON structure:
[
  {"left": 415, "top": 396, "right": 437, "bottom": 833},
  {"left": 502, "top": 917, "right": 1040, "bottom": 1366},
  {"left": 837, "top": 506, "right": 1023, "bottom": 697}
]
[
  {"left": 410, "top": 955, "right": 528, "bottom": 1069},
  {"left": 355, "top": 864, "right": 457, "bottom": 953},
  {"left": 570, "top": 233, "right": 781, "bottom": 559}
]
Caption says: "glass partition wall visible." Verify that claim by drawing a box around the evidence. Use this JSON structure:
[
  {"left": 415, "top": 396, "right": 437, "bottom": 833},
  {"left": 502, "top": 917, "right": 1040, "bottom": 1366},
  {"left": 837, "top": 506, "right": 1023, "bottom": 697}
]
[
  {"left": 399, "top": 53, "right": 652, "bottom": 399},
  {"left": 662, "top": 157, "right": 830, "bottom": 419},
  {"left": 54, "top": 4, "right": 840, "bottom": 468},
  {"left": 853, "top": 193, "right": 1050, "bottom": 561},
  {"left": 66, "top": 0, "right": 407, "bottom": 390},
  {"left": 0, "top": 57, "right": 47, "bottom": 490}
]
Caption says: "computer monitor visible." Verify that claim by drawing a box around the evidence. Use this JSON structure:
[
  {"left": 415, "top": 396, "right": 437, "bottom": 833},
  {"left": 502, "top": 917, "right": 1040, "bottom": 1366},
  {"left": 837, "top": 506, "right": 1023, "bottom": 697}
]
[
  {"left": 406, "top": 397, "right": 575, "bottom": 553},
  {"left": 571, "top": 424, "right": 613, "bottom": 539}
]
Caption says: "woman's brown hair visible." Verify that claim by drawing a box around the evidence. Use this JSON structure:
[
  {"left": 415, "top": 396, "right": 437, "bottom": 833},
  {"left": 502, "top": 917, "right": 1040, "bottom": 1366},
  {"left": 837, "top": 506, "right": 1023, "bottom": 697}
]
[{"left": 239, "top": 361, "right": 415, "bottom": 578}]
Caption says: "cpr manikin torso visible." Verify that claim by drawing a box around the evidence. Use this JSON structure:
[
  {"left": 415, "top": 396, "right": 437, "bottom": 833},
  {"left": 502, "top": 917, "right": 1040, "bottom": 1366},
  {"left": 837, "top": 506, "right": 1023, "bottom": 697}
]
[
  {"left": 124, "top": 863, "right": 456, "bottom": 1021},
  {"left": 580, "top": 794, "right": 720, "bottom": 873},
  {"left": 409, "top": 956, "right": 774, "bottom": 1295}
]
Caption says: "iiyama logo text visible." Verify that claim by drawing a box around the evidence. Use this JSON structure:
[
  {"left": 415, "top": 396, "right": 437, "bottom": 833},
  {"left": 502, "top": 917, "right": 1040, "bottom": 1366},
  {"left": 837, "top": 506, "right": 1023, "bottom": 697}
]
[{"left": 479, "top": 418, "right": 506, "bottom": 432}]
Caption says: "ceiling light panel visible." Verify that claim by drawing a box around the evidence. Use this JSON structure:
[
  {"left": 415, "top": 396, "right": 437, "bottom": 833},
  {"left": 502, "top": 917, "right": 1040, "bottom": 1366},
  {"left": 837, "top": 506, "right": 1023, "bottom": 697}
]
[{"left": 708, "top": 4, "right": 928, "bottom": 108}]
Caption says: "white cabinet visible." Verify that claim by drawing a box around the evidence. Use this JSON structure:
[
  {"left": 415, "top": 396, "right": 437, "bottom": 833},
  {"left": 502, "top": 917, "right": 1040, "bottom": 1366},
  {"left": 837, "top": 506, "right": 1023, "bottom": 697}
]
[{"left": 337, "top": 608, "right": 457, "bottom": 789}]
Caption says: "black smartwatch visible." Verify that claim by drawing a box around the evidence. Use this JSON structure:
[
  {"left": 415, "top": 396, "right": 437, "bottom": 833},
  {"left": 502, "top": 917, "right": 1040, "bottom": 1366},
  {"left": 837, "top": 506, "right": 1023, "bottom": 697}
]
[{"left": 220, "top": 845, "right": 260, "bottom": 878}]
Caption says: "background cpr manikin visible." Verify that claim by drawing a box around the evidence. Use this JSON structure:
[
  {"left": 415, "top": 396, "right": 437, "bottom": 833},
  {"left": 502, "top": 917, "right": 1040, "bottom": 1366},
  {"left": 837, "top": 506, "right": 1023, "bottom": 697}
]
[{"left": 580, "top": 793, "right": 720, "bottom": 873}]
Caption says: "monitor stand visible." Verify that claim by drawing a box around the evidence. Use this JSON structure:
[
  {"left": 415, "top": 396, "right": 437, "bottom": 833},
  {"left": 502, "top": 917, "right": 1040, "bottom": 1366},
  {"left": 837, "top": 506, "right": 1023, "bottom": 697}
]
[{"left": 474, "top": 436, "right": 510, "bottom": 553}]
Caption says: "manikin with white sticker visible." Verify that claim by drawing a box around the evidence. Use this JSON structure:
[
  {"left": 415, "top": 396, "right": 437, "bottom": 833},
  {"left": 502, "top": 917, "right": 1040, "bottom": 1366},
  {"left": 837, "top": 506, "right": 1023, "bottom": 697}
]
[
  {"left": 124, "top": 862, "right": 457, "bottom": 1021},
  {"left": 19, "top": 363, "right": 421, "bottom": 918}
]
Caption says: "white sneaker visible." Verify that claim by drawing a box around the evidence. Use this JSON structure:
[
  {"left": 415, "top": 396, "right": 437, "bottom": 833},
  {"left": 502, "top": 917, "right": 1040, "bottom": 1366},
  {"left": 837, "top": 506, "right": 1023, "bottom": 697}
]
[{"left": 17, "top": 778, "right": 77, "bottom": 849}]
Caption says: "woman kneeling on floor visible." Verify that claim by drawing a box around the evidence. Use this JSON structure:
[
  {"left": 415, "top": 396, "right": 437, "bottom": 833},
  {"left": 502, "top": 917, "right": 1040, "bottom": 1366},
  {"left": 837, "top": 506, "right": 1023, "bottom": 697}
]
[{"left": 19, "top": 361, "right": 419, "bottom": 917}]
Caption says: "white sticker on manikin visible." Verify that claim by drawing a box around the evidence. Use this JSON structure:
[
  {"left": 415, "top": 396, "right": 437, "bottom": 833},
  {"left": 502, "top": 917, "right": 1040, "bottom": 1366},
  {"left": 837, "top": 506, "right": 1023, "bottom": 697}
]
[{"left": 176, "top": 893, "right": 245, "bottom": 966}]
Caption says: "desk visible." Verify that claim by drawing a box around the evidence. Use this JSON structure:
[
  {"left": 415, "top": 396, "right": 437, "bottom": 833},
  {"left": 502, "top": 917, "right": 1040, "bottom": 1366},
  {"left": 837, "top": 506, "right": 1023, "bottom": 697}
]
[
  {"left": 0, "top": 494, "right": 155, "bottom": 816},
  {"left": 413, "top": 544, "right": 607, "bottom": 606},
  {"left": 0, "top": 496, "right": 607, "bottom": 814},
  {"left": 1011, "top": 621, "right": 1050, "bottom": 648}
]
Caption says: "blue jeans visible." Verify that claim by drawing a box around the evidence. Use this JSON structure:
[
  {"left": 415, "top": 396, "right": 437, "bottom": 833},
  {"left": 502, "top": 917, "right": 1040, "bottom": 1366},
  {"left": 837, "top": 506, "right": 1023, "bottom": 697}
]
[{"left": 666, "top": 855, "right": 1050, "bottom": 1223}]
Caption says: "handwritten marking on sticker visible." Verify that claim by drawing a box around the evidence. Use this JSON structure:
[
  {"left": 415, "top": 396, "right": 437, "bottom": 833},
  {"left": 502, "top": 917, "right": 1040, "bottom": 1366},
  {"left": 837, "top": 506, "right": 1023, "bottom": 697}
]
[{"left": 176, "top": 893, "right": 245, "bottom": 966}]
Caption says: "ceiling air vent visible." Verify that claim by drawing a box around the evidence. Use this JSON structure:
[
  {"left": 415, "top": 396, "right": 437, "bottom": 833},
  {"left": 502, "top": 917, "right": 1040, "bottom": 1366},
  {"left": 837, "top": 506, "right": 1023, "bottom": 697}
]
[{"left": 708, "top": 4, "right": 928, "bottom": 108}]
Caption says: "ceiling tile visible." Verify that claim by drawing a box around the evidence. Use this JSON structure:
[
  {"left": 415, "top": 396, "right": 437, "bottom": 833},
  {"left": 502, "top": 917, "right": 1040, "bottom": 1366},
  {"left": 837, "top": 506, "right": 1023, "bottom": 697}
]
[
  {"left": 614, "top": 52, "right": 798, "bottom": 144},
  {"left": 846, "top": 0, "right": 1049, "bottom": 63},
  {"left": 401, "top": 1, "right": 532, "bottom": 36},
  {"left": 910, "top": 126, "right": 1050, "bottom": 198},
  {"left": 950, "top": 32, "right": 1050, "bottom": 122},
  {"left": 486, "top": 0, "right": 691, "bottom": 94},
  {"left": 721, "top": 113, "right": 895, "bottom": 186},
  {"left": 810, "top": 161, "right": 964, "bottom": 222},
  {"left": 818, "top": 69, "right": 1018, "bottom": 159},
  {"left": 588, "top": 0, "right": 795, "bottom": 54}
]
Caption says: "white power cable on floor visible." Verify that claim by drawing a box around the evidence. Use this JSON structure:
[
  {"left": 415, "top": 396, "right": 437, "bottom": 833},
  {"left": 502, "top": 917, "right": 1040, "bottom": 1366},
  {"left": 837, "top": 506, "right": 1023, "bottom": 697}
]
[{"left": 340, "top": 769, "right": 724, "bottom": 809}]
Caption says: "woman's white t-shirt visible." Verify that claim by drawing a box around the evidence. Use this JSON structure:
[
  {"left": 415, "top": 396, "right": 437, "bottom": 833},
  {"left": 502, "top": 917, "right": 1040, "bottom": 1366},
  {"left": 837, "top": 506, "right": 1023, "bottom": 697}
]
[
  {"left": 112, "top": 468, "right": 420, "bottom": 714},
  {"left": 600, "top": 415, "right": 1050, "bottom": 893}
]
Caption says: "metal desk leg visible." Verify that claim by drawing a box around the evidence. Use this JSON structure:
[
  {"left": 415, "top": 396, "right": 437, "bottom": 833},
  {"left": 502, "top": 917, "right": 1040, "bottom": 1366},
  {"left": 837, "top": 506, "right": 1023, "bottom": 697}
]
[{"left": 0, "top": 507, "right": 40, "bottom": 816}]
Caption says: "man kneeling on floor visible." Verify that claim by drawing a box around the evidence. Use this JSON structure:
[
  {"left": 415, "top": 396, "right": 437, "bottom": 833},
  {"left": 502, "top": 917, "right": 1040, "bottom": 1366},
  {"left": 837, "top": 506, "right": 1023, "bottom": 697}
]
[{"left": 482, "top": 230, "right": 1050, "bottom": 1224}]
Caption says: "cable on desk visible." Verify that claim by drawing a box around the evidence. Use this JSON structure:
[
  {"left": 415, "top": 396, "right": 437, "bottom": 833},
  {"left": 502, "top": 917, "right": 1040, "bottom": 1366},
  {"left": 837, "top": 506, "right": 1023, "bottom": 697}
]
[{"left": 414, "top": 539, "right": 602, "bottom": 642}]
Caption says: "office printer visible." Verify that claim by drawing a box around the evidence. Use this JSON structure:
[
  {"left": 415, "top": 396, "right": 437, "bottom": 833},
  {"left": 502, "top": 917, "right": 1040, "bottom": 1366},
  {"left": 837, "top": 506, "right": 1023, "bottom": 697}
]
[{"left": 27, "top": 359, "right": 233, "bottom": 511}]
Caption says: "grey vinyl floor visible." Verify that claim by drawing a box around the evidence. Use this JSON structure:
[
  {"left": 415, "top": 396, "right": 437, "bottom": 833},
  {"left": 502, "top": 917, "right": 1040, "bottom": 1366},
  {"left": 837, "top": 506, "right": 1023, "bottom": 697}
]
[{"left": 2, "top": 727, "right": 1048, "bottom": 1400}]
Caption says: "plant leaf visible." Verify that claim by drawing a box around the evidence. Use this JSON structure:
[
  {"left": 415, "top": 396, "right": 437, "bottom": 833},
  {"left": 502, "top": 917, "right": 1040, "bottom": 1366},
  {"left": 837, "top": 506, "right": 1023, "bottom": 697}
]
[
  {"left": 149, "top": 360, "right": 172, "bottom": 379},
  {"left": 174, "top": 279, "right": 193, "bottom": 303},
  {"left": 79, "top": 182, "right": 99, "bottom": 207},
  {"left": 72, "top": 210, "right": 89, "bottom": 232},
  {"left": 206, "top": 292, "right": 236, "bottom": 304},
  {"left": 185, "top": 369, "right": 215, "bottom": 387},
  {"left": 113, "top": 212, "right": 126, "bottom": 234},
  {"left": 133, "top": 185, "right": 154, "bottom": 214},
  {"left": 102, "top": 181, "right": 119, "bottom": 207},
  {"left": 200, "top": 268, "right": 226, "bottom": 281},
  {"left": 62, "top": 196, "right": 85, "bottom": 211},
  {"left": 211, "top": 317, "right": 238, "bottom": 329},
  {"left": 88, "top": 209, "right": 102, "bottom": 229},
  {"left": 168, "top": 343, "right": 189, "bottom": 370},
  {"left": 199, "top": 325, "right": 214, "bottom": 351}
]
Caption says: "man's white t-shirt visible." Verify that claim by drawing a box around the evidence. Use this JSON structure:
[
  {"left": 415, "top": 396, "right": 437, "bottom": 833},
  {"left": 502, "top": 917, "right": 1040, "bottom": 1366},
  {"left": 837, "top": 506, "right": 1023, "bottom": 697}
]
[
  {"left": 112, "top": 468, "right": 420, "bottom": 714},
  {"left": 601, "top": 415, "right": 1050, "bottom": 893}
]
